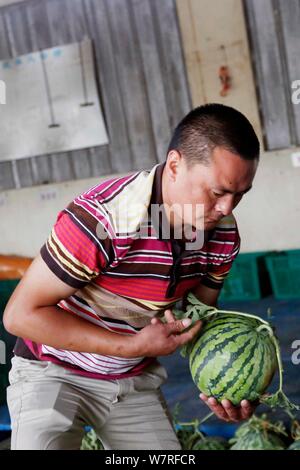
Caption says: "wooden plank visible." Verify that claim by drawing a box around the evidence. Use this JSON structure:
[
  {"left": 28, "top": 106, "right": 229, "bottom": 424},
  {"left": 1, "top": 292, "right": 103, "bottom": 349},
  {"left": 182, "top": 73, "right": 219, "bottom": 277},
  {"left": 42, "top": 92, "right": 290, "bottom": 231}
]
[
  {"left": 151, "top": 0, "right": 191, "bottom": 129},
  {"left": 0, "top": 10, "right": 11, "bottom": 58},
  {"left": 45, "top": 0, "right": 73, "bottom": 45},
  {"left": 277, "top": 0, "right": 300, "bottom": 145},
  {"left": 244, "top": 0, "right": 291, "bottom": 150},
  {"left": 59, "top": 0, "right": 93, "bottom": 180},
  {"left": 65, "top": 0, "right": 88, "bottom": 42},
  {"left": 88, "top": 146, "right": 112, "bottom": 177},
  {"left": 0, "top": 12, "right": 15, "bottom": 189},
  {"left": 3, "top": 2, "right": 32, "bottom": 55},
  {"left": 44, "top": 0, "right": 78, "bottom": 183},
  {"left": 0, "top": 162, "right": 15, "bottom": 190},
  {"left": 49, "top": 152, "right": 75, "bottom": 182},
  {"left": 175, "top": 0, "right": 207, "bottom": 106},
  {"left": 105, "top": 0, "right": 157, "bottom": 169},
  {"left": 68, "top": 149, "right": 91, "bottom": 180},
  {"left": 1, "top": 6, "right": 34, "bottom": 188},
  {"left": 85, "top": 0, "right": 132, "bottom": 173},
  {"left": 131, "top": 0, "right": 171, "bottom": 162},
  {"left": 25, "top": 0, "right": 52, "bottom": 185},
  {"left": 26, "top": 0, "right": 52, "bottom": 51},
  {"left": 5, "top": 1, "right": 53, "bottom": 188}
]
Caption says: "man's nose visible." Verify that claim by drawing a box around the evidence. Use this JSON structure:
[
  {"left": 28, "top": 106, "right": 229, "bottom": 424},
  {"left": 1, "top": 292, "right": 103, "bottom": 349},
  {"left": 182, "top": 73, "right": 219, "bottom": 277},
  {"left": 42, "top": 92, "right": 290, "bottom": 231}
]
[{"left": 215, "top": 195, "right": 234, "bottom": 217}]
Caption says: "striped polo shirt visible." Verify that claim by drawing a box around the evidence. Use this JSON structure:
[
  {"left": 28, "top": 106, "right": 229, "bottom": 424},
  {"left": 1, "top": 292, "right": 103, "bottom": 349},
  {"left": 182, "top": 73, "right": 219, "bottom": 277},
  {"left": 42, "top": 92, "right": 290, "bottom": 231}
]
[{"left": 14, "top": 163, "right": 240, "bottom": 379}]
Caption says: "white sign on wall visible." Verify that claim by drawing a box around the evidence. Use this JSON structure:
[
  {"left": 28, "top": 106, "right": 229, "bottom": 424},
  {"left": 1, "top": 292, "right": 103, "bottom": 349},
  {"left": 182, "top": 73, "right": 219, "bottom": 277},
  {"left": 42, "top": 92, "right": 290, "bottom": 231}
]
[
  {"left": 0, "top": 1, "right": 27, "bottom": 8},
  {"left": 0, "top": 39, "right": 109, "bottom": 162},
  {"left": 291, "top": 152, "right": 300, "bottom": 168}
]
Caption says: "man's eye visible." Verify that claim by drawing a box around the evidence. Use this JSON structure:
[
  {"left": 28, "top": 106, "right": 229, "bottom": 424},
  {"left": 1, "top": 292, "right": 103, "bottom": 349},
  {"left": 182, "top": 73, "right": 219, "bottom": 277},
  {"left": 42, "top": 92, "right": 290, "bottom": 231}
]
[{"left": 213, "top": 191, "right": 223, "bottom": 197}]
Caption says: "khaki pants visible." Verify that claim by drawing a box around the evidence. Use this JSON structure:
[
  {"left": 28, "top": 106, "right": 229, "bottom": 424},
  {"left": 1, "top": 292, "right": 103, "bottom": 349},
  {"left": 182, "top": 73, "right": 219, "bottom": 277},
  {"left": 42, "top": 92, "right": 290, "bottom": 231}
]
[{"left": 7, "top": 356, "right": 181, "bottom": 450}]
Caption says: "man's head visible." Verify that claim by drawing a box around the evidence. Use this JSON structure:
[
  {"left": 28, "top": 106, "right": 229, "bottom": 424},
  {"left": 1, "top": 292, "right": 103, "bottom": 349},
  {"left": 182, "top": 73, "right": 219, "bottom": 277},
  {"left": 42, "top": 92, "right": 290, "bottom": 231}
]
[{"left": 162, "top": 104, "right": 259, "bottom": 234}]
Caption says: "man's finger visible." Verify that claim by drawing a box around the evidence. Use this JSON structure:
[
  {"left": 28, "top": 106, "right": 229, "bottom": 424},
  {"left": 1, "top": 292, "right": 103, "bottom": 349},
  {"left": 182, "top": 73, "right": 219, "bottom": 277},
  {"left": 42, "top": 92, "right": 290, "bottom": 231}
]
[
  {"left": 165, "top": 317, "right": 193, "bottom": 335},
  {"left": 176, "top": 320, "right": 202, "bottom": 343},
  {"left": 150, "top": 317, "right": 161, "bottom": 325},
  {"left": 221, "top": 399, "right": 240, "bottom": 422},
  {"left": 199, "top": 393, "right": 208, "bottom": 402},
  {"left": 164, "top": 309, "right": 175, "bottom": 323},
  {"left": 240, "top": 400, "right": 255, "bottom": 420},
  {"left": 204, "top": 397, "right": 230, "bottom": 421}
]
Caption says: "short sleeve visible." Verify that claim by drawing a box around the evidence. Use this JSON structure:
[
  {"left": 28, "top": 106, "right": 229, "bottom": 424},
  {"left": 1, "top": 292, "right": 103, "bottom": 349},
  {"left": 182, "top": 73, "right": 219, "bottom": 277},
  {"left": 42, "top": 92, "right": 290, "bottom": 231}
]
[
  {"left": 40, "top": 198, "right": 114, "bottom": 289},
  {"left": 201, "top": 229, "right": 241, "bottom": 290}
]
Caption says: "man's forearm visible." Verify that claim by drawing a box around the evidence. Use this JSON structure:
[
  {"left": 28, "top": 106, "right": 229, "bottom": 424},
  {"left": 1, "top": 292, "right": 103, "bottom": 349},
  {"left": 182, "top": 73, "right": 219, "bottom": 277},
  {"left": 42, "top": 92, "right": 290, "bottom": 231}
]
[{"left": 5, "top": 304, "right": 140, "bottom": 358}]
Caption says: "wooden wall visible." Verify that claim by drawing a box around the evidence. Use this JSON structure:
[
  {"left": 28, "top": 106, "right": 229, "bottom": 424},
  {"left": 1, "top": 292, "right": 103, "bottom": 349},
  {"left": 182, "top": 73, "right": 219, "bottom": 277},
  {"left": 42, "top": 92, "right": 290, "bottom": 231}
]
[
  {"left": 0, "top": 0, "right": 191, "bottom": 190},
  {"left": 176, "top": 0, "right": 262, "bottom": 145},
  {"left": 244, "top": 0, "right": 300, "bottom": 150}
]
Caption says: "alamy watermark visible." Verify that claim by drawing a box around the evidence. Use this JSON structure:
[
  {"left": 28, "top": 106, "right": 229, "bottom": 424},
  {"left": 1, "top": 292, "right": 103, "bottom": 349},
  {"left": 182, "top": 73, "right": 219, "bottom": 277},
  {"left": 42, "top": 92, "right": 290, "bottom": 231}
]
[
  {"left": 0, "top": 79, "right": 6, "bottom": 104},
  {"left": 291, "top": 339, "right": 300, "bottom": 365},
  {"left": 95, "top": 199, "right": 206, "bottom": 251}
]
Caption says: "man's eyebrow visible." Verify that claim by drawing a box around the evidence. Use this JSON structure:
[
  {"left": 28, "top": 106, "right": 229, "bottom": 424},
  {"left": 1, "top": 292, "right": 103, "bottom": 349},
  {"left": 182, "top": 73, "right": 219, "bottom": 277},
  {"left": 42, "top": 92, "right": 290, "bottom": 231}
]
[{"left": 218, "top": 185, "right": 253, "bottom": 195}]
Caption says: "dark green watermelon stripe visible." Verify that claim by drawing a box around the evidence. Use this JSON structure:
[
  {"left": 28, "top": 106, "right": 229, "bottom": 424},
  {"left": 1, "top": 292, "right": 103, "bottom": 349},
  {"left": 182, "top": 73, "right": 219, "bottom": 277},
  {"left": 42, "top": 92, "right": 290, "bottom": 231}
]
[
  {"left": 264, "top": 338, "right": 277, "bottom": 370},
  {"left": 192, "top": 331, "right": 253, "bottom": 386},
  {"left": 190, "top": 327, "right": 251, "bottom": 370},
  {"left": 211, "top": 314, "right": 259, "bottom": 327},
  {"left": 241, "top": 341, "right": 268, "bottom": 399},
  {"left": 227, "top": 339, "right": 272, "bottom": 402},
  {"left": 207, "top": 334, "right": 259, "bottom": 398},
  {"left": 196, "top": 335, "right": 257, "bottom": 397},
  {"left": 228, "top": 340, "right": 264, "bottom": 400},
  {"left": 189, "top": 325, "right": 245, "bottom": 366},
  {"left": 190, "top": 329, "right": 253, "bottom": 377},
  {"left": 201, "top": 316, "right": 258, "bottom": 336}
]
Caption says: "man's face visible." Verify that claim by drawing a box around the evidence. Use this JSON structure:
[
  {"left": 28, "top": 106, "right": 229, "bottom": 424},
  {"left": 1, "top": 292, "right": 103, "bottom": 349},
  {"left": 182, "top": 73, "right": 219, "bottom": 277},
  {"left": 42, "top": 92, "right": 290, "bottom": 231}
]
[{"left": 162, "top": 146, "right": 258, "bottom": 235}]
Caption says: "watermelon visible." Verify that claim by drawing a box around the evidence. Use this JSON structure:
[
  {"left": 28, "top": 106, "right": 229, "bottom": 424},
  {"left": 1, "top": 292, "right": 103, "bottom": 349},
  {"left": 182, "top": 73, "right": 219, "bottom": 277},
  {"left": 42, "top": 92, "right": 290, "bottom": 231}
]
[
  {"left": 190, "top": 436, "right": 228, "bottom": 450},
  {"left": 80, "top": 429, "right": 104, "bottom": 450},
  {"left": 174, "top": 293, "right": 299, "bottom": 412},
  {"left": 229, "top": 414, "right": 287, "bottom": 450},
  {"left": 189, "top": 313, "right": 277, "bottom": 405},
  {"left": 174, "top": 419, "right": 229, "bottom": 450},
  {"left": 288, "top": 441, "right": 300, "bottom": 450},
  {"left": 230, "top": 429, "right": 285, "bottom": 450}
]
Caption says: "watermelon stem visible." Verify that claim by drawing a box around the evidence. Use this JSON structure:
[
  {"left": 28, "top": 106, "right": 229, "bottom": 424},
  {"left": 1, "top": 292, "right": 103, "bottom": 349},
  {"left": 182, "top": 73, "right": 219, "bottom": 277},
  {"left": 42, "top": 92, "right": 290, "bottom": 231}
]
[
  {"left": 255, "top": 325, "right": 300, "bottom": 414},
  {"left": 213, "top": 308, "right": 271, "bottom": 327},
  {"left": 256, "top": 324, "right": 283, "bottom": 391},
  {"left": 176, "top": 411, "right": 214, "bottom": 428}
]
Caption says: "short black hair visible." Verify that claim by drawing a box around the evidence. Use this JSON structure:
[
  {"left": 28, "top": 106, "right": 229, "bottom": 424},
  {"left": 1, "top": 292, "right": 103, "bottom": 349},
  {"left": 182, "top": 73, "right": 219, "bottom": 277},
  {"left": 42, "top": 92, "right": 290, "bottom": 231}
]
[{"left": 167, "top": 103, "right": 260, "bottom": 166}]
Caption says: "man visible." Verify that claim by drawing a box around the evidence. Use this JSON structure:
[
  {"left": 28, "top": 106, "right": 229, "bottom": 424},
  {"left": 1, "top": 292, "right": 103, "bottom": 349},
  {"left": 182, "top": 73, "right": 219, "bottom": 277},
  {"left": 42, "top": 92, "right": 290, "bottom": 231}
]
[{"left": 4, "top": 103, "right": 259, "bottom": 450}]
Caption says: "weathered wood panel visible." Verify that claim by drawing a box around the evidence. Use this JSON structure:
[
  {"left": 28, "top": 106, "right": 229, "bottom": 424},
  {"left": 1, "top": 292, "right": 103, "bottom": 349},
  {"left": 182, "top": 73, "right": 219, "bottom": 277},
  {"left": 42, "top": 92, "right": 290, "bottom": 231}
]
[
  {"left": 277, "top": 0, "right": 300, "bottom": 144},
  {"left": 244, "top": 0, "right": 293, "bottom": 150},
  {"left": 176, "top": 0, "right": 262, "bottom": 146},
  {"left": 0, "top": 0, "right": 190, "bottom": 190}
]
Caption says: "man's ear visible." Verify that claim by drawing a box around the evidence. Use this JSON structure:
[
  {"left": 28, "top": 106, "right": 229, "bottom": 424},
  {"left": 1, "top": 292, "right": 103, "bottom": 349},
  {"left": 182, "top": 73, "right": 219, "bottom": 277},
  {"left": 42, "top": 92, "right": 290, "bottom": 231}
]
[{"left": 165, "top": 150, "right": 182, "bottom": 181}]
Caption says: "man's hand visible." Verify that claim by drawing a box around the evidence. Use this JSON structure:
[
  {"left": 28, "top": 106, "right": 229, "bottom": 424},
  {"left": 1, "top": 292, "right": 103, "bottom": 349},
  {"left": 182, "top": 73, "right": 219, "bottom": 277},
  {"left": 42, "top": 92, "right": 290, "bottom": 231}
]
[
  {"left": 199, "top": 393, "right": 257, "bottom": 422},
  {"left": 133, "top": 309, "right": 202, "bottom": 357}
]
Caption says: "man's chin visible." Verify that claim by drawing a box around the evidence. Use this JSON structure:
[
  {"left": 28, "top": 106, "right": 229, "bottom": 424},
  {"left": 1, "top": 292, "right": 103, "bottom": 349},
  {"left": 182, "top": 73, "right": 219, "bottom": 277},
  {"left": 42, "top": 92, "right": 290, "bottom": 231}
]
[{"left": 204, "top": 220, "right": 219, "bottom": 230}]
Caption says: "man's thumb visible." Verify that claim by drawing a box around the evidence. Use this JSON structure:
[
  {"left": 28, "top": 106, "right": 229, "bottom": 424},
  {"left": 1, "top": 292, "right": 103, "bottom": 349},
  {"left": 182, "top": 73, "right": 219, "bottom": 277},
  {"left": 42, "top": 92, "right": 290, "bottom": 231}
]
[
  {"left": 167, "top": 317, "right": 192, "bottom": 334},
  {"left": 182, "top": 318, "right": 192, "bottom": 328}
]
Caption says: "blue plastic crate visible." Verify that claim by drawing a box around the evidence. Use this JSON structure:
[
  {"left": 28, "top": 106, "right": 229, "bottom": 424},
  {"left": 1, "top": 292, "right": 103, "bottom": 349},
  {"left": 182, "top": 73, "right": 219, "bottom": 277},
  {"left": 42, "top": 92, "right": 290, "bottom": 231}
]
[
  {"left": 266, "top": 250, "right": 300, "bottom": 299},
  {"left": 219, "top": 253, "right": 261, "bottom": 301}
]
